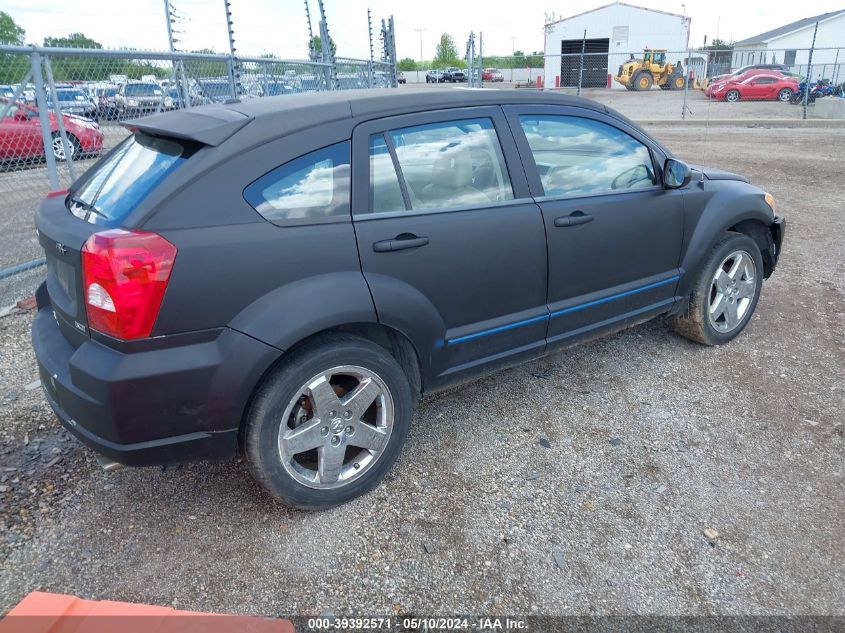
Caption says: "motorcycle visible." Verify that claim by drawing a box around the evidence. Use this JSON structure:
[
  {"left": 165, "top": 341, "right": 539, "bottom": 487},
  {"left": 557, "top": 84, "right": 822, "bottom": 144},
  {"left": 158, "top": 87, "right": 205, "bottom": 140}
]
[{"left": 790, "top": 79, "right": 836, "bottom": 104}]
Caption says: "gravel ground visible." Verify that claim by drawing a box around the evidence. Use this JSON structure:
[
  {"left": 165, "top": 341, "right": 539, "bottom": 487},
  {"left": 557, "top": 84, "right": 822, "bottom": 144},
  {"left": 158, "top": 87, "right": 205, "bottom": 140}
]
[{"left": 0, "top": 125, "right": 843, "bottom": 617}]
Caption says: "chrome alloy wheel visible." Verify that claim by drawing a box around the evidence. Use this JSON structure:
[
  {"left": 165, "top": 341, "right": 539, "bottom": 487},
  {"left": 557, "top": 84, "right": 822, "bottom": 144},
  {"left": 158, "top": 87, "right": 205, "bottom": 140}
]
[
  {"left": 277, "top": 365, "right": 394, "bottom": 489},
  {"left": 52, "top": 136, "right": 75, "bottom": 160},
  {"left": 708, "top": 250, "right": 756, "bottom": 333}
]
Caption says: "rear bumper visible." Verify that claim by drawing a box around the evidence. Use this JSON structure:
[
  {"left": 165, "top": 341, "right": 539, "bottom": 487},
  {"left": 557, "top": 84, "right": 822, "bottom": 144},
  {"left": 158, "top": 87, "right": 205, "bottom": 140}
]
[{"left": 31, "top": 293, "right": 279, "bottom": 466}]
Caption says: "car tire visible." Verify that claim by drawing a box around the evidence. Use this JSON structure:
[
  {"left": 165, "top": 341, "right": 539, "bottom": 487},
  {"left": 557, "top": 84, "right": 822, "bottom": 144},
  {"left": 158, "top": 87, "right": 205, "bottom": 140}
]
[
  {"left": 244, "top": 333, "right": 413, "bottom": 510},
  {"left": 51, "top": 132, "right": 81, "bottom": 162},
  {"left": 672, "top": 232, "right": 764, "bottom": 346},
  {"left": 777, "top": 88, "right": 793, "bottom": 102},
  {"left": 725, "top": 89, "right": 740, "bottom": 102}
]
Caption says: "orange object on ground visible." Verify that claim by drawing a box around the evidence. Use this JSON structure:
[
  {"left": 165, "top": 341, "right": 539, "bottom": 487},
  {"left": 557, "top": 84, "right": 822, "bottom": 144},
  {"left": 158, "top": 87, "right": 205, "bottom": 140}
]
[{"left": 0, "top": 592, "right": 295, "bottom": 633}]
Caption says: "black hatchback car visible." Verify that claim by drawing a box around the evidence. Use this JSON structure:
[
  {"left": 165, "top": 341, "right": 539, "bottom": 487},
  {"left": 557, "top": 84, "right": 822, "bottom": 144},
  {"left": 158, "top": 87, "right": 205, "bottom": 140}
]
[{"left": 31, "top": 89, "right": 784, "bottom": 509}]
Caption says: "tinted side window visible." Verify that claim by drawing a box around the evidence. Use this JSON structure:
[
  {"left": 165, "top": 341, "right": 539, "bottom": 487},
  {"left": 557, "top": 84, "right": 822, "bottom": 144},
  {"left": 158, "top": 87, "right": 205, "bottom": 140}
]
[
  {"left": 374, "top": 118, "right": 513, "bottom": 213},
  {"left": 518, "top": 116, "right": 656, "bottom": 197},
  {"left": 370, "top": 135, "right": 405, "bottom": 213},
  {"left": 244, "top": 141, "right": 351, "bottom": 224}
]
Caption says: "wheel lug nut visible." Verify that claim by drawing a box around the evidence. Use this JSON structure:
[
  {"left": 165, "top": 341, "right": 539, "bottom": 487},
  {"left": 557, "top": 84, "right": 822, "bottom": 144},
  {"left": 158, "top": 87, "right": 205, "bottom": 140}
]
[
  {"left": 344, "top": 410, "right": 352, "bottom": 419},
  {"left": 331, "top": 436, "right": 340, "bottom": 445},
  {"left": 321, "top": 426, "right": 329, "bottom": 436},
  {"left": 329, "top": 410, "right": 336, "bottom": 418},
  {"left": 345, "top": 425, "right": 353, "bottom": 434}
]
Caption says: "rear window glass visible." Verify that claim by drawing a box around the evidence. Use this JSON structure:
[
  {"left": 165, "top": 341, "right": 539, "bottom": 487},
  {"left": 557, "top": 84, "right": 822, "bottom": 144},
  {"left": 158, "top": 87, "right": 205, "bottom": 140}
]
[
  {"left": 243, "top": 142, "right": 351, "bottom": 224},
  {"left": 69, "top": 133, "right": 187, "bottom": 225}
]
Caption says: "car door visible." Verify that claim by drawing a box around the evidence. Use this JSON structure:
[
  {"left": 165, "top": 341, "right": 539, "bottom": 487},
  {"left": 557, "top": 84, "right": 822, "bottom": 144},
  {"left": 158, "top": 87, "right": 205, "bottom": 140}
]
[
  {"left": 351, "top": 107, "right": 549, "bottom": 385},
  {"left": 504, "top": 106, "right": 684, "bottom": 346},
  {"left": 0, "top": 105, "right": 42, "bottom": 160},
  {"left": 755, "top": 76, "right": 778, "bottom": 99},
  {"left": 742, "top": 77, "right": 762, "bottom": 99}
]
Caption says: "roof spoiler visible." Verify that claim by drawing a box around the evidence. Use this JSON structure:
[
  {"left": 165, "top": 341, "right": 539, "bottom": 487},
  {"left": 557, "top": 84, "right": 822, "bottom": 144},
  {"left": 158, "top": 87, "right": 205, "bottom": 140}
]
[{"left": 123, "top": 105, "right": 253, "bottom": 147}]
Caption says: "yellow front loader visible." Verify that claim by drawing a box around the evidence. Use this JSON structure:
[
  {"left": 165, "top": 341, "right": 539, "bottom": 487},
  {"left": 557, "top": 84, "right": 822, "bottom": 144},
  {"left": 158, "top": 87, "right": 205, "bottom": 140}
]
[{"left": 615, "top": 49, "right": 686, "bottom": 91}]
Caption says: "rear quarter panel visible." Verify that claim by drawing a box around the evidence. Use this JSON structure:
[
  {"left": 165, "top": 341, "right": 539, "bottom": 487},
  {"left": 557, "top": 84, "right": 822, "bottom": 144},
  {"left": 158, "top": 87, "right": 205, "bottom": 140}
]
[{"left": 143, "top": 121, "right": 378, "bottom": 345}]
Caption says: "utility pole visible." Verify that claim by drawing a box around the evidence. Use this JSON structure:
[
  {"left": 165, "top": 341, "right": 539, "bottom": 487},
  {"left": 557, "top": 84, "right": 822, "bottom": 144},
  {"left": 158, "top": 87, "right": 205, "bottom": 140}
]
[
  {"left": 305, "top": 0, "right": 317, "bottom": 60},
  {"left": 414, "top": 28, "right": 426, "bottom": 70},
  {"left": 223, "top": 0, "right": 241, "bottom": 97},
  {"left": 510, "top": 35, "right": 515, "bottom": 82},
  {"left": 164, "top": 0, "right": 189, "bottom": 108}
]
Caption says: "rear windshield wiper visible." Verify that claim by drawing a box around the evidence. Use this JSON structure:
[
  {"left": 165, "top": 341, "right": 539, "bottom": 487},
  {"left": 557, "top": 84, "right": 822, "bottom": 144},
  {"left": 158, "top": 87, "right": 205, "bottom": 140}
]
[{"left": 68, "top": 194, "right": 107, "bottom": 220}]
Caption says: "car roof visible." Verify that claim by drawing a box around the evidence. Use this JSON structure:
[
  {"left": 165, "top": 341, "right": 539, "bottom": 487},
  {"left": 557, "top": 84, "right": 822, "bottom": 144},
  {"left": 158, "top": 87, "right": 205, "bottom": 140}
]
[{"left": 127, "top": 87, "right": 617, "bottom": 147}]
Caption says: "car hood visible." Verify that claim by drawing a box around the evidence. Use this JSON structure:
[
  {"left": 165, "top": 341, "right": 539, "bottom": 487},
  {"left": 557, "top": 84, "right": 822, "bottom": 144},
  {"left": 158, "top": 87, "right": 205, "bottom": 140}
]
[{"left": 690, "top": 164, "right": 749, "bottom": 183}]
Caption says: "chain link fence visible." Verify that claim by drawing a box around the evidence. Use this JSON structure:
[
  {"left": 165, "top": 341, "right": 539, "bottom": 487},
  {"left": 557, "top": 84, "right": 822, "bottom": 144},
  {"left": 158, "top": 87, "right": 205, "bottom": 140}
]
[
  {"left": 0, "top": 44, "right": 400, "bottom": 271},
  {"left": 404, "top": 44, "right": 844, "bottom": 122}
]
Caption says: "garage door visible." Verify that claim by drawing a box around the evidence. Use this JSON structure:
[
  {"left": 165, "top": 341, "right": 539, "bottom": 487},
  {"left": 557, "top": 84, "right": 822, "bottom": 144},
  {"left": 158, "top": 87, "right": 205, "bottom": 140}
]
[{"left": 560, "top": 38, "right": 609, "bottom": 87}]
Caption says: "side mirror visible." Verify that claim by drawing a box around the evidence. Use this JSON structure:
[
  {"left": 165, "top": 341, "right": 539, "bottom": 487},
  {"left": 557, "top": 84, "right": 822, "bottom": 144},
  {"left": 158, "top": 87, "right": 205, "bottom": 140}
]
[
  {"left": 13, "top": 109, "right": 30, "bottom": 121},
  {"left": 663, "top": 158, "right": 691, "bottom": 189}
]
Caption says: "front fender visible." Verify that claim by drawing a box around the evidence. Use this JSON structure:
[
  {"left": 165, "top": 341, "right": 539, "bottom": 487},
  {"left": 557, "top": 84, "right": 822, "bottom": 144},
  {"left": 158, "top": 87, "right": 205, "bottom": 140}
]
[
  {"left": 229, "top": 272, "right": 377, "bottom": 351},
  {"left": 678, "top": 182, "right": 775, "bottom": 297}
]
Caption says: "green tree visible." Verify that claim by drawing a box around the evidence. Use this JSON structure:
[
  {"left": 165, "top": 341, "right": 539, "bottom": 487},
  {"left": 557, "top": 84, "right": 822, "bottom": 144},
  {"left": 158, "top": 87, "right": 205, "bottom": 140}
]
[
  {"left": 0, "top": 11, "right": 25, "bottom": 45},
  {"left": 433, "top": 33, "right": 458, "bottom": 68},
  {"left": 703, "top": 38, "right": 733, "bottom": 75},
  {"left": 41, "top": 33, "right": 104, "bottom": 80},
  {"left": 397, "top": 57, "right": 417, "bottom": 71},
  {"left": 309, "top": 35, "right": 336, "bottom": 59},
  {"left": 184, "top": 48, "right": 228, "bottom": 79},
  {"left": 43, "top": 32, "right": 103, "bottom": 49},
  {"left": 0, "top": 12, "right": 27, "bottom": 84}
]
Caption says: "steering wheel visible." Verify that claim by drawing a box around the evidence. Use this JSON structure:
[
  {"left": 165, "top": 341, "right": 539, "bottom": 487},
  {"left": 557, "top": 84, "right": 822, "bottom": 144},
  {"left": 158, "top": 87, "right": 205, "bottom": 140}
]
[{"left": 611, "top": 165, "right": 652, "bottom": 190}]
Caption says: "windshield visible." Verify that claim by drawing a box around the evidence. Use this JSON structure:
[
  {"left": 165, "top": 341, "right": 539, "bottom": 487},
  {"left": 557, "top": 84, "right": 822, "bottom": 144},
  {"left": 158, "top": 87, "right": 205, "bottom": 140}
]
[
  {"left": 125, "top": 83, "right": 162, "bottom": 96},
  {"left": 55, "top": 89, "right": 88, "bottom": 102},
  {"left": 70, "top": 133, "right": 186, "bottom": 225}
]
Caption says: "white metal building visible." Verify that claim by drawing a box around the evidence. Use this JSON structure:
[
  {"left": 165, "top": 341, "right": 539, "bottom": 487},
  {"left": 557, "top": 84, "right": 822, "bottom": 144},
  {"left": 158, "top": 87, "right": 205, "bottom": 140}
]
[
  {"left": 732, "top": 10, "right": 845, "bottom": 82},
  {"left": 543, "top": 2, "right": 691, "bottom": 89}
]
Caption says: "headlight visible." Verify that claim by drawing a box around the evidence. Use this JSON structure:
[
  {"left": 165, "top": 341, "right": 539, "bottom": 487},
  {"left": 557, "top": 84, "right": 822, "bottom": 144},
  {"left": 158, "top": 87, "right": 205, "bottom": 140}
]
[{"left": 764, "top": 192, "right": 776, "bottom": 212}]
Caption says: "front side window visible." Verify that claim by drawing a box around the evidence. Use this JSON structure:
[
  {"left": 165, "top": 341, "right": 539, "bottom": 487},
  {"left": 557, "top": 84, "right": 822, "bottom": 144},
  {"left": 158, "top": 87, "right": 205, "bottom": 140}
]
[
  {"left": 518, "top": 115, "right": 656, "bottom": 197},
  {"left": 244, "top": 141, "right": 350, "bottom": 224},
  {"left": 372, "top": 117, "right": 513, "bottom": 213}
]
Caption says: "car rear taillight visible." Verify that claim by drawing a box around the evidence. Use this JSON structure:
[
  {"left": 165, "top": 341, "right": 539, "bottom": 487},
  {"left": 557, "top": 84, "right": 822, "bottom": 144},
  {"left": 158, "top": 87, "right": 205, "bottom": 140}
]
[{"left": 81, "top": 229, "right": 177, "bottom": 340}]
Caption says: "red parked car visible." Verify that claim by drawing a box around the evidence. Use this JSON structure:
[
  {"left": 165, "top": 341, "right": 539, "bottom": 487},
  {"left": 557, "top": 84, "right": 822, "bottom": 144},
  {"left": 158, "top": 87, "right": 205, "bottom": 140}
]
[
  {"left": 706, "top": 72, "right": 797, "bottom": 103},
  {"left": 482, "top": 68, "right": 504, "bottom": 82},
  {"left": 0, "top": 98, "right": 104, "bottom": 164}
]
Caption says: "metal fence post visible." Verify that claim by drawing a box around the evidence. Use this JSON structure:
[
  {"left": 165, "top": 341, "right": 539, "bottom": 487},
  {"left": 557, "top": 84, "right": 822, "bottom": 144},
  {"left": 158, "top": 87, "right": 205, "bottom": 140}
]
[
  {"left": 803, "top": 21, "right": 819, "bottom": 120},
  {"left": 30, "top": 51, "right": 61, "bottom": 191},
  {"left": 0, "top": 69, "right": 32, "bottom": 121},
  {"left": 478, "top": 32, "right": 483, "bottom": 88},
  {"left": 682, "top": 48, "right": 690, "bottom": 121},
  {"left": 43, "top": 56, "right": 77, "bottom": 181},
  {"left": 577, "top": 30, "right": 586, "bottom": 96}
]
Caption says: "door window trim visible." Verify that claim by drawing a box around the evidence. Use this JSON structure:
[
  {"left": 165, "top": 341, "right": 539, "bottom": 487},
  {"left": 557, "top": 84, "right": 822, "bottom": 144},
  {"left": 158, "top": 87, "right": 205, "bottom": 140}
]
[
  {"left": 351, "top": 106, "right": 531, "bottom": 217},
  {"left": 503, "top": 105, "right": 669, "bottom": 201}
]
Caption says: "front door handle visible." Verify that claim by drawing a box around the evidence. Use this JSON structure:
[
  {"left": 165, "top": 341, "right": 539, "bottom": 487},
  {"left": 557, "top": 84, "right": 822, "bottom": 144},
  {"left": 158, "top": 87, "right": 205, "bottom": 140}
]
[
  {"left": 373, "top": 235, "right": 430, "bottom": 252},
  {"left": 554, "top": 213, "right": 594, "bottom": 227}
]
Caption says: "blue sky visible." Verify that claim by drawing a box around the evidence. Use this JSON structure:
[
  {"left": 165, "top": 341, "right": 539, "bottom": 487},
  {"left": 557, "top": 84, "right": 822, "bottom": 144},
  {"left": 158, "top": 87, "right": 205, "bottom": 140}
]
[{"left": 5, "top": 0, "right": 844, "bottom": 59}]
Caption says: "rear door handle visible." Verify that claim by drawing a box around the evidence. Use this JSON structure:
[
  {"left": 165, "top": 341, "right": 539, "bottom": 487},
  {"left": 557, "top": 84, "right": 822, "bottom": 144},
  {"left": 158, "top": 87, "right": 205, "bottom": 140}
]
[
  {"left": 373, "top": 235, "right": 429, "bottom": 252},
  {"left": 554, "top": 213, "right": 593, "bottom": 227}
]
